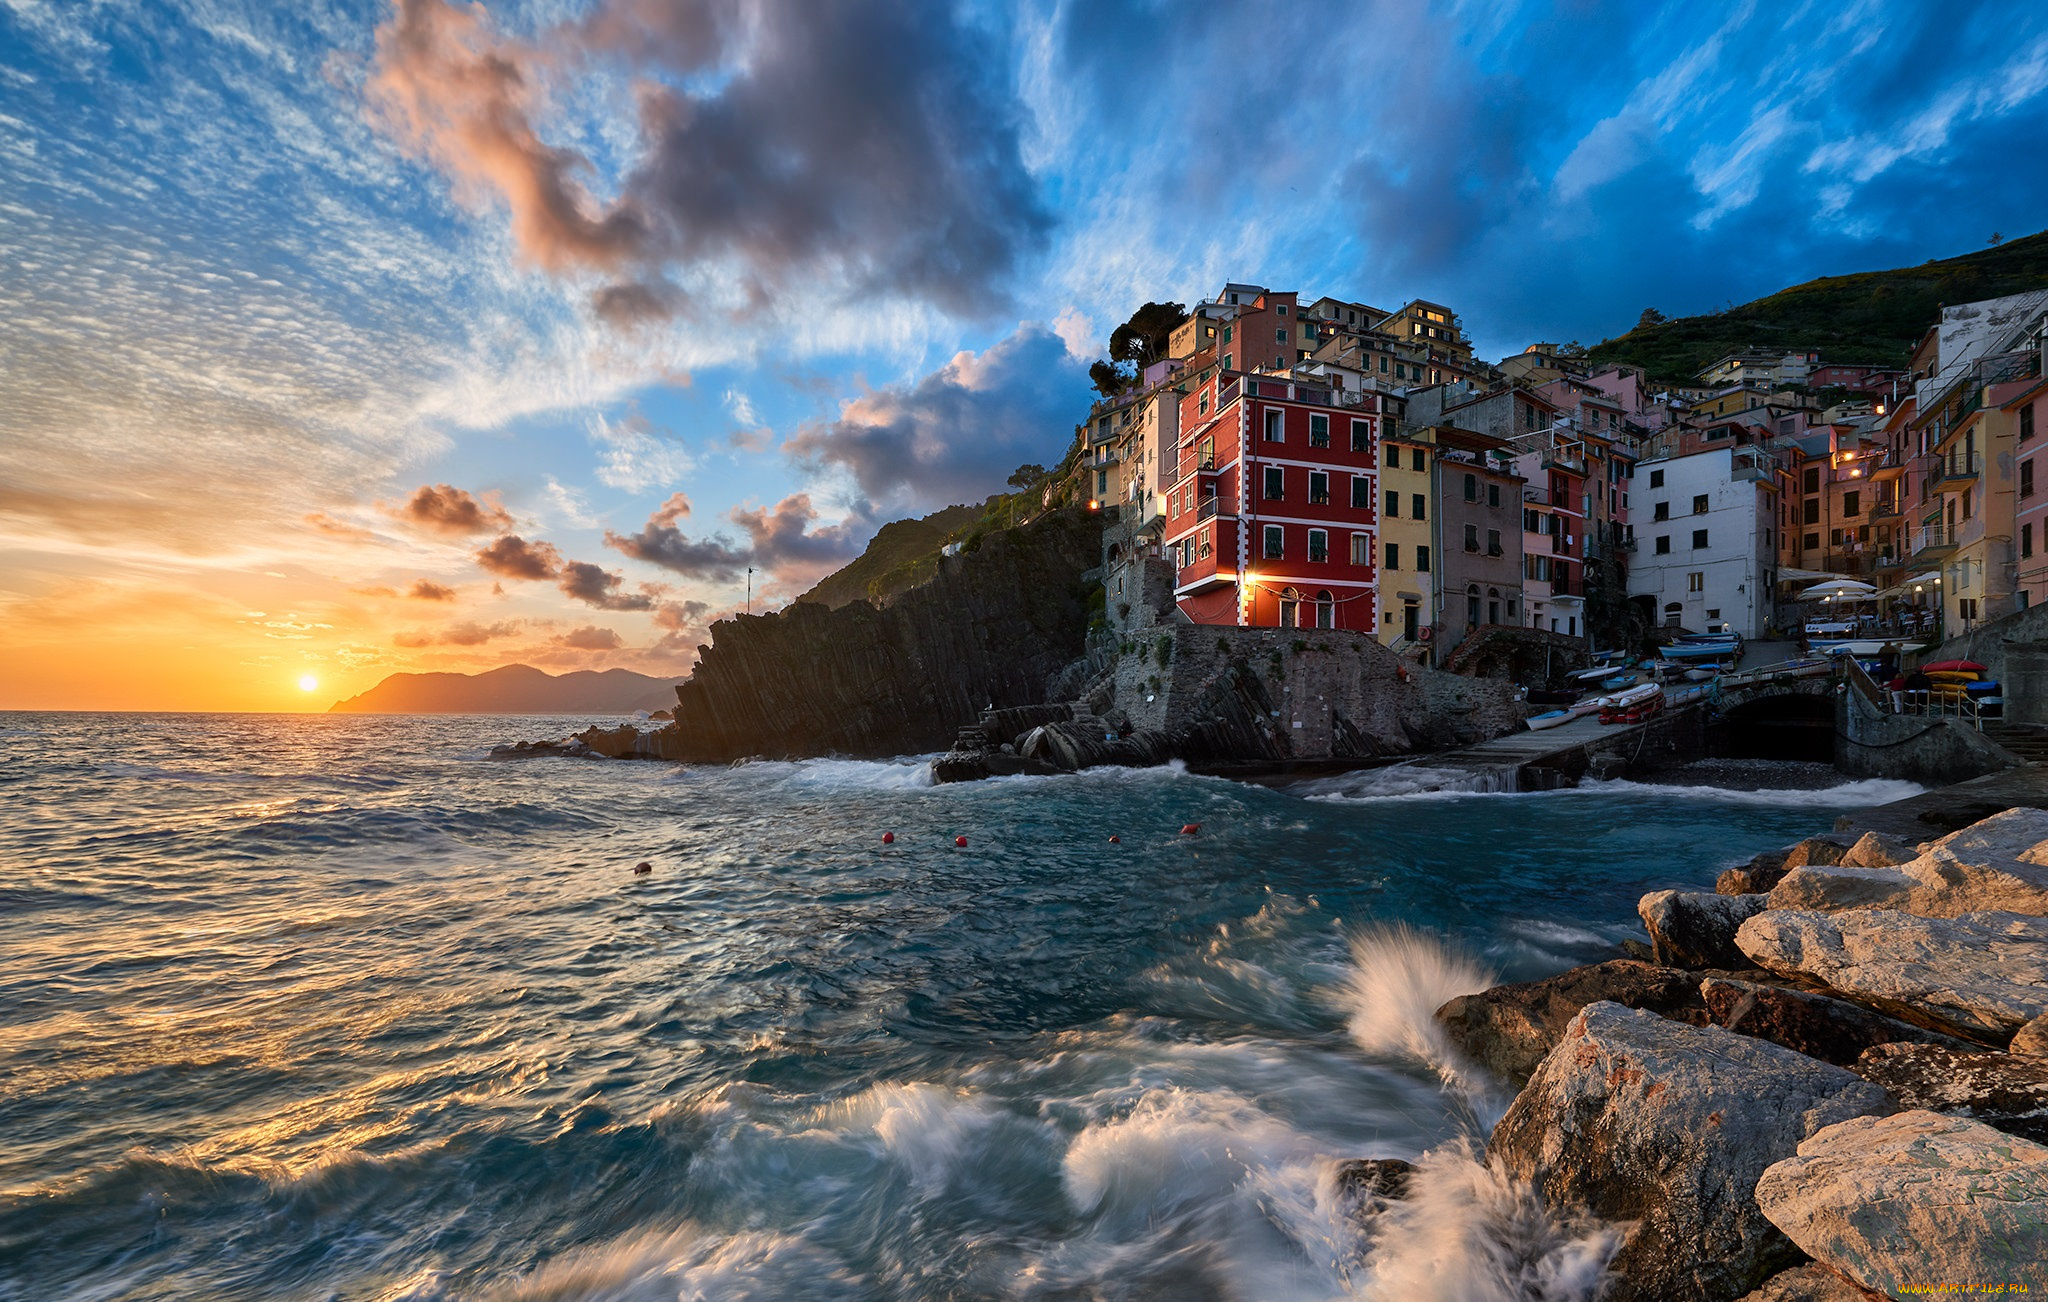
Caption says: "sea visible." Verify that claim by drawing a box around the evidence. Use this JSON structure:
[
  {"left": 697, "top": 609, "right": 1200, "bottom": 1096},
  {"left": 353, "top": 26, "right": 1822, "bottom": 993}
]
[{"left": 0, "top": 712, "right": 1924, "bottom": 1301}]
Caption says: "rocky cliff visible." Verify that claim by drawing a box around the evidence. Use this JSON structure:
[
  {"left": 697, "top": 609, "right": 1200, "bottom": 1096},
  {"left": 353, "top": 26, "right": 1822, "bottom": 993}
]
[{"left": 596, "top": 509, "right": 1102, "bottom": 762}]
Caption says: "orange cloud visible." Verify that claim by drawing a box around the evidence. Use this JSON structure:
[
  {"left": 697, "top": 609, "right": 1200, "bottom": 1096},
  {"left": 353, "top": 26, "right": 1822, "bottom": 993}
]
[
  {"left": 393, "top": 483, "right": 514, "bottom": 536},
  {"left": 407, "top": 578, "right": 458, "bottom": 600}
]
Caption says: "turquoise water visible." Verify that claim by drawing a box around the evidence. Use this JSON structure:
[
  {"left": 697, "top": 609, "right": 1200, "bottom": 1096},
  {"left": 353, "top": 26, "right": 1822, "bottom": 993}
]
[{"left": 0, "top": 713, "right": 1919, "bottom": 1299}]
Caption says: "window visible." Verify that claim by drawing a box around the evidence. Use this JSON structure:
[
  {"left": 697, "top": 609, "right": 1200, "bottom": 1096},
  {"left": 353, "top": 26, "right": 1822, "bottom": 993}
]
[
  {"left": 2023, "top": 403, "right": 2036, "bottom": 444},
  {"left": 1804, "top": 532, "right": 1820, "bottom": 551},
  {"left": 1523, "top": 404, "right": 1537, "bottom": 430},
  {"left": 1463, "top": 524, "right": 1480, "bottom": 552},
  {"left": 1222, "top": 325, "right": 1233, "bottom": 345},
  {"left": 1352, "top": 419, "right": 1372, "bottom": 452},
  {"left": 1384, "top": 489, "right": 1399, "bottom": 517},
  {"left": 1706, "top": 608, "right": 1720, "bottom": 621},
  {"left": 1263, "top": 525, "right": 1284, "bottom": 558},
  {"left": 1960, "top": 598, "right": 1979, "bottom": 621},
  {"left": 1264, "top": 410, "right": 1283, "bottom": 442},
  {"left": 1653, "top": 502, "right": 1670, "bottom": 521},
  {"left": 1308, "top": 529, "right": 1329, "bottom": 562},
  {"left": 1692, "top": 494, "right": 1709, "bottom": 515},
  {"left": 1276, "top": 328, "right": 1288, "bottom": 344},
  {"left": 1352, "top": 533, "right": 1370, "bottom": 565},
  {"left": 2025, "top": 460, "right": 2036, "bottom": 500},
  {"left": 1831, "top": 528, "right": 1843, "bottom": 546},
  {"left": 1385, "top": 443, "right": 1399, "bottom": 468},
  {"left": 1463, "top": 473, "right": 1477, "bottom": 501},
  {"left": 1379, "top": 355, "right": 1388, "bottom": 373},
  {"left": 1353, "top": 475, "right": 1372, "bottom": 508},
  {"left": 1487, "top": 483, "right": 1501, "bottom": 508},
  {"left": 1416, "top": 545, "right": 1430, "bottom": 571},
  {"left": 1803, "top": 498, "right": 1820, "bottom": 525},
  {"left": 1649, "top": 469, "right": 1665, "bottom": 488},
  {"left": 1412, "top": 494, "right": 1426, "bottom": 520},
  {"left": 1487, "top": 529, "right": 1502, "bottom": 556},
  {"left": 1315, "top": 590, "right": 1335, "bottom": 629},
  {"left": 1654, "top": 535, "right": 1671, "bottom": 555},
  {"left": 1385, "top": 542, "right": 1399, "bottom": 570},
  {"left": 1221, "top": 355, "right": 1231, "bottom": 371},
  {"left": 1844, "top": 490, "right": 1861, "bottom": 517},
  {"left": 1692, "top": 528, "right": 1709, "bottom": 549},
  {"left": 1524, "top": 508, "right": 1539, "bottom": 532},
  {"left": 1309, "top": 414, "right": 1329, "bottom": 448},
  {"left": 1309, "top": 471, "right": 1329, "bottom": 505},
  {"left": 1265, "top": 466, "right": 1285, "bottom": 500},
  {"left": 1964, "top": 489, "right": 1974, "bottom": 521},
  {"left": 2026, "top": 523, "right": 2035, "bottom": 559},
  {"left": 1804, "top": 467, "right": 1820, "bottom": 493},
  {"left": 1688, "top": 572, "right": 1704, "bottom": 593},
  {"left": 1411, "top": 448, "right": 1425, "bottom": 472},
  {"left": 1276, "top": 304, "right": 1288, "bottom": 316}
]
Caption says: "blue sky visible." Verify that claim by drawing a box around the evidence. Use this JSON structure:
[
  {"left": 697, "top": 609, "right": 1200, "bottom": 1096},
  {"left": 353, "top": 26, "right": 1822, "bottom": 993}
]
[{"left": 4, "top": 0, "right": 2047, "bottom": 706}]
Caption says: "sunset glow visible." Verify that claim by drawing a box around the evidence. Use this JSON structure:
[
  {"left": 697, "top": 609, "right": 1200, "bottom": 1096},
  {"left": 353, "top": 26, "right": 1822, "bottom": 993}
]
[
  {"left": 5, "top": 2, "right": 2047, "bottom": 711},
  {"left": 298, "top": 675, "right": 319, "bottom": 693}
]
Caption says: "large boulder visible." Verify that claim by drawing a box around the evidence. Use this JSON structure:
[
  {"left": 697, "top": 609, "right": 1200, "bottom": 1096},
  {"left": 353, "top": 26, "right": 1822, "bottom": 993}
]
[
  {"left": 2015, "top": 1012, "right": 2048, "bottom": 1057},
  {"left": 1701, "top": 976, "right": 1977, "bottom": 1067},
  {"left": 1768, "top": 807, "right": 2048, "bottom": 919},
  {"left": 1735, "top": 1265, "right": 1886, "bottom": 1301},
  {"left": 1490, "top": 1002, "right": 1890, "bottom": 1302},
  {"left": 1434, "top": 960, "right": 1707, "bottom": 1088},
  {"left": 1639, "top": 891, "right": 1768, "bottom": 969},
  {"left": 1755, "top": 1111, "right": 2048, "bottom": 1298},
  {"left": 1851, "top": 1041, "right": 2048, "bottom": 1144},
  {"left": 1836, "top": 831, "right": 1913, "bottom": 868},
  {"left": 1017, "top": 721, "right": 1172, "bottom": 772},
  {"left": 1718, "top": 849, "right": 1791, "bottom": 897},
  {"left": 1735, "top": 909, "right": 2048, "bottom": 1043}
]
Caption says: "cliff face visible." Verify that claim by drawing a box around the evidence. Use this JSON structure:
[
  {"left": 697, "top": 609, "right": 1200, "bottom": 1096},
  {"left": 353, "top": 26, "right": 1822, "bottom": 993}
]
[{"left": 633, "top": 509, "right": 1102, "bottom": 761}]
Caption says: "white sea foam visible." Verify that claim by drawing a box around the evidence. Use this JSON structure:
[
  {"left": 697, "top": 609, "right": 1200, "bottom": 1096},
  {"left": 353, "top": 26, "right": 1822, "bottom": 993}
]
[
  {"left": 472, "top": 1225, "right": 863, "bottom": 1301},
  {"left": 718, "top": 756, "right": 938, "bottom": 792},
  {"left": 1576, "top": 776, "right": 1924, "bottom": 806},
  {"left": 1298, "top": 765, "right": 1532, "bottom": 802},
  {"left": 1337, "top": 925, "right": 1501, "bottom": 1112},
  {"left": 1353, "top": 1140, "right": 1621, "bottom": 1302}
]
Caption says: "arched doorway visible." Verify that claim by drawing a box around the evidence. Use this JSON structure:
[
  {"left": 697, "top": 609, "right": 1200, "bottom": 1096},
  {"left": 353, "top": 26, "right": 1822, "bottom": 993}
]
[
  {"left": 1279, "top": 586, "right": 1301, "bottom": 628},
  {"left": 1315, "top": 590, "right": 1335, "bottom": 628}
]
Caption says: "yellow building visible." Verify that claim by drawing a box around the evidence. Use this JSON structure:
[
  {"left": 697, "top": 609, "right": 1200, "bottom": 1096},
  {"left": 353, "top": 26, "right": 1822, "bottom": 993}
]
[{"left": 1376, "top": 424, "right": 1438, "bottom": 645}]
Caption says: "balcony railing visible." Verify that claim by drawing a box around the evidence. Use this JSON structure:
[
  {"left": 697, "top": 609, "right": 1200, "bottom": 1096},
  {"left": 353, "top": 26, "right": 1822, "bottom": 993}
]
[
  {"left": 1909, "top": 524, "right": 1955, "bottom": 554},
  {"left": 1933, "top": 450, "right": 1980, "bottom": 484},
  {"left": 1195, "top": 497, "right": 1230, "bottom": 522}
]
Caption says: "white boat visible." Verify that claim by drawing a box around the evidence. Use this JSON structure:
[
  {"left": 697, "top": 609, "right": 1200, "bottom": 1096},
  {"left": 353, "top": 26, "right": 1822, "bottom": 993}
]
[
  {"left": 1526, "top": 709, "right": 1577, "bottom": 731},
  {"left": 1682, "top": 668, "right": 1716, "bottom": 682},
  {"left": 1598, "top": 683, "right": 1664, "bottom": 723}
]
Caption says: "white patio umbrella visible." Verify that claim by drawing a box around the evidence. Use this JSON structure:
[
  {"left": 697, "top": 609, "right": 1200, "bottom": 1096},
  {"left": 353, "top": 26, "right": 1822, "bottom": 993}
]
[{"left": 1799, "top": 579, "right": 1877, "bottom": 601}]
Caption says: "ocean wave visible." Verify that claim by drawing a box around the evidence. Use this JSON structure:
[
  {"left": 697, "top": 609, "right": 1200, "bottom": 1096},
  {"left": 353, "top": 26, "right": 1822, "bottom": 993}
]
[
  {"left": 1296, "top": 765, "right": 1541, "bottom": 802},
  {"left": 463, "top": 1226, "right": 864, "bottom": 1302},
  {"left": 1576, "top": 776, "right": 1924, "bottom": 806},
  {"left": 1336, "top": 925, "right": 1500, "bottom": 1116}
]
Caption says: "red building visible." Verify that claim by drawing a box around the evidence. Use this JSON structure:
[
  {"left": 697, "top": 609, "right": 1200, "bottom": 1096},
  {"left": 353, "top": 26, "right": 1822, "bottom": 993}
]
[{"left": 1163, "top": 371, "right": 1382, "bottom": 629}]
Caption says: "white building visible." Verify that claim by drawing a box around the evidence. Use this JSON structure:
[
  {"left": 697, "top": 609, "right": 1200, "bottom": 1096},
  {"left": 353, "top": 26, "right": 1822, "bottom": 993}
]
[{"left": 1628, "top": 443, "right": 1780, "bottom": 637}]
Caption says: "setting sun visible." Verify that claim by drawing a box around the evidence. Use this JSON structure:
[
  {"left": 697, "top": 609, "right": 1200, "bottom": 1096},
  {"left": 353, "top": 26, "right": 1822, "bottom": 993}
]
[{"left": 298, "top": 675, "right": 319, "bottom": 692}]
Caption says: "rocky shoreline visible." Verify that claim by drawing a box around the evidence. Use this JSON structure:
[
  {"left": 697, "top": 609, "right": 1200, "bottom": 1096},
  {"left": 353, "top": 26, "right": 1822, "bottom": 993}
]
[{"left": 1394, "top": 806, "right": 2048, "bottom": 1300}]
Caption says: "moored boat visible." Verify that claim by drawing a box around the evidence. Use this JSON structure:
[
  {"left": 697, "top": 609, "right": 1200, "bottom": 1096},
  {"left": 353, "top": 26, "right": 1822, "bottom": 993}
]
[{"left": 1598, "top": 682, "right": 1663, "bottom": 724}]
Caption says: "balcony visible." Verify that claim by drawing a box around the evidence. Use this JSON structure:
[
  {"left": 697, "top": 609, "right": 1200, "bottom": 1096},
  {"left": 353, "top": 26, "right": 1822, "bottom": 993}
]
[
  {"left": 1195, "top": 496, "right": 1232, "bottom": 522},
  {"left": 1931, "top": 451, "right": 1980, "bottom": 488},
  {"left": 1909, "top": 525, "right": 1955, "bottom": 557}
]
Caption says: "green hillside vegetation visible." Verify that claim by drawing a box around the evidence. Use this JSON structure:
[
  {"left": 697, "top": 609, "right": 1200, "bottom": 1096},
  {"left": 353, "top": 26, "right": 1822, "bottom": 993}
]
[
  {"left": 798, "top": 446, "right": 1089, "bottom": 609},
  {"left": 1588, "top": 230, "right": 2048, "bottom": 383}
]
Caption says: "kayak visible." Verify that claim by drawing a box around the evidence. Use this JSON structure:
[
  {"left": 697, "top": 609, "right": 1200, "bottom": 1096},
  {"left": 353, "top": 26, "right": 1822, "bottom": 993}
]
[{"left": 1922, "top": 659, "right": 1987, "bottom": 674}]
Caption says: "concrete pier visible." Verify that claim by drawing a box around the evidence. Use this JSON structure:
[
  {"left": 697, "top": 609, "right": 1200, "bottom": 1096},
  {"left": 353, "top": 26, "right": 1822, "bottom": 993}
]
[{"left": 1397, "top": 698, "right": 1709, "bottom": 790}]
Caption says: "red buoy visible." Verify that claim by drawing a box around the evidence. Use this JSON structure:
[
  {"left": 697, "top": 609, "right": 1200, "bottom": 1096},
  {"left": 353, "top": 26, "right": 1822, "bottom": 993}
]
[
  {"left": 1180, "top": 824, "right": 1200, "bottom": 836},
  {"left": 633, "top": 861, "right": 653, "bottom": 874},
  {"left": 882, "top": 831, "right": 895, "bottom": 844},
  {"left": 955, "top": 835, "right": 968, "bottom": 847},
  {"left": 1108, "top": 835, "right": 1120, "bottom": 844}
]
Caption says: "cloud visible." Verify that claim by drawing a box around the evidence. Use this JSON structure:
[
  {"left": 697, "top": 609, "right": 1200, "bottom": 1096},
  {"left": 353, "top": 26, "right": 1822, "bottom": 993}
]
[
  {"left": 557, "top": 558, "right": 656, "bottom": 611},
  {"left": 392, "top": 483, "right": 514, "bottom": 536},
  {"left": 406, "top": 578, "right": 457, "bottom": 601},
  {"left": 647, "top": 597, "right": 716, "bottom": 662},
  {"left": 305, "top": 512, "right": 380, "bottom": 542},
  {"left": 475, "top": 534, "right": 562, "bottom": 580},
  {"left": 605, "top": 515, "right": 751, "bottom": 584},
  {"left": 587, "top": 409, "right": 695, "bottom": 491},
  {"left": 366, "top": 0, "right": 1050, "bottom": 318},
  {"left": 731, "top": 494, "right": 867, "bottom": 587},
  {"left": 393, "top": 619, "right": 522, "bottom": 647},
  {"left": 785, "top": 323, "right": 1089, "bottom": 511},
  {"left": 554, "top": 623, "right": 623, "bottom": 651}
]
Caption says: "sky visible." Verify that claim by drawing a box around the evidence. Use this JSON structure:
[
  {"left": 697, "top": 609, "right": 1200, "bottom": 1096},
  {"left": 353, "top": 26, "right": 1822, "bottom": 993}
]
[{"left": 4, "top": 0, "right": 2047, "bottom": 711}]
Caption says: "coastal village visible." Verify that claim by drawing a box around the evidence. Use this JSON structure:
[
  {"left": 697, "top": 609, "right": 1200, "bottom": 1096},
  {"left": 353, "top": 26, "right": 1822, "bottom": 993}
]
[{"left": 1075, "top": 281, "right": 2048, "bottom": 656}]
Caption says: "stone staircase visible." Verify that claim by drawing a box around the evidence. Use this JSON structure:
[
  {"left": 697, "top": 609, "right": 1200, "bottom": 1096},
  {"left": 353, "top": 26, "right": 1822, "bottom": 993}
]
[{"left": 1982, "top": 722, "right": 2048, "bottom": 763}]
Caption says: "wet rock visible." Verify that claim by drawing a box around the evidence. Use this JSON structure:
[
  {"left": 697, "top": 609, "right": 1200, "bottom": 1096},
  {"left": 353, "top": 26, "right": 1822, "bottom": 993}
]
[
  {"left": 1638, "top": 890, "right": 1768, "bottom": 969},
  {"left": 2015, "top": 1013, "right": 2048, "bottom": 1057},
  {"left": 1700, "top": 976, "right": 1977, "bottom": 1066},
  {"left": 1837, "top": 831, "right": 1913, "bottom": 868},
  {"left": 1434, "top": 960, "right": 1708, "bottom": 1089},
  {"left": 1770, "top": 808, "right": 2048, "bottom": 920},
  {"left": 1851, "top": 1041, "right": 2048, "bottom": 1144},
  {"left": 1016, "top": 720, "right": 1172, "bottom": 772},
  {"left": 1735, "top": 1264, "right": 1887, "bottom": 1301},
  {"left": 1736, "top": 909, "right": 2048, "bottom": 1042},
  {"left": 1490, "top": 1002, "right": 1890, "bottom": 1302},
  {"left": 488, "top": 737, "right": 597, "bottom": 760},
  {"left": 1332, "top": 1157, "right": 1413, "bottom": 1207},
  {"left": 1718, "top": 848, "right": 1790, "bottom": 896},
  {"left": 1755, "top": 1111, "right": 2048, "bottom": 1298},
  {"left": 1783, "top": 837, "right": 1854, "bottom": 869},
  {"left": 576, "top": 724, "right": 656, "bottom": 759}
]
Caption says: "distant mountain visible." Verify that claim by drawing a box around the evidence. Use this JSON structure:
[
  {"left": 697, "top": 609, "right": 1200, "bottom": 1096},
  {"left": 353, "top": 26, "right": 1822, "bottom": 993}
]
[
  {"left": 1588, "top": 229, "right": 2048, "bottom": 383},
  {"left": 327, "top": 664, "right": 685, "bottom": 714}
]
